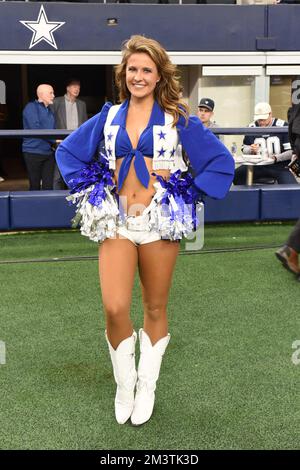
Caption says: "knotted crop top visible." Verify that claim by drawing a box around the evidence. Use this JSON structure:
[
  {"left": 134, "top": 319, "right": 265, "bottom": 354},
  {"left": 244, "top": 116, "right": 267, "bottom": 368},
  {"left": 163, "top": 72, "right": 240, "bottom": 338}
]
[{"left": 103, "top": 99, "right": 184, "bottom": 190}]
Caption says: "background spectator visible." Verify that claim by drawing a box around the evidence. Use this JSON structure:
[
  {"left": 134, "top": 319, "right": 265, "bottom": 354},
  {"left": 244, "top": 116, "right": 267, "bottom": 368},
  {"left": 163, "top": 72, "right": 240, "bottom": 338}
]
[
  {"left": 275, "top": 101, "right": 300, "bottom": 279},
  {"left": 197, "top": 98, "right": 224, "bottom": 142},
  {"left": 22, "top": 84, "right": 56, "bottom": 191},
  {"left": 234, "top": 102, "right": 297, "bottom": 185},
  {"left": 52, "top": 78, "right": 88, "bottom": 189}
]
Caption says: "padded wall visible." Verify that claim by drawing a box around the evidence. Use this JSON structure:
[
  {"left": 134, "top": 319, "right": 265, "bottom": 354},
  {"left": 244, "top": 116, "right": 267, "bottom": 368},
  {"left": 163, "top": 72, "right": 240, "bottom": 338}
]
[
  {"left": 0, "top": 192, "right": 9, "bottom": 230},
  {"left": 9, "top": 191, "right": 76, "bottom": 230}
]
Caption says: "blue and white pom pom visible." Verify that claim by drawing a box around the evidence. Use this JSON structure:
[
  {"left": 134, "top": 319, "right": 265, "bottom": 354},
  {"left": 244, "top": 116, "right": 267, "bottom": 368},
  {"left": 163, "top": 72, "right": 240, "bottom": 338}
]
[
  {"left": 146, "top": 171, "right": 203, "bottom": 240},
  {"left": 67, "top": 155, "right": 119, "bottom": 242}
]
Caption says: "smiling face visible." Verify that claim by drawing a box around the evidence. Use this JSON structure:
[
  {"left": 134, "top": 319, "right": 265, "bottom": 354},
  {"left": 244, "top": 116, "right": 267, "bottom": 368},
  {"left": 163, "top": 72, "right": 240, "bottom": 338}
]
[{"left": 125, "top": 52, "right": 160, "bottom": 102}]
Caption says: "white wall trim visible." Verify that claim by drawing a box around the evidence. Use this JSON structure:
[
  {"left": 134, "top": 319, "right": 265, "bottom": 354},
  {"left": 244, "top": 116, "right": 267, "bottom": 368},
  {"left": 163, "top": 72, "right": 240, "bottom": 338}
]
[
  {"left": 266, "top": 52, "right": 300, "bottom": 65},
  {"left": 0, "top": 50, "right": 299, "bottom": 66},
  {"left": 202, "top": 65, "right": 263, "bottom": 76},
  {"left": 0, "top": 50, "right": 267, "bottom": 65},
  {"left": 168, "top": 52, "right": 266, "bottom": 65},
  {"left": 0, "top": 51, "right": 122, "bottom": 65},
  {"left": 266, "top": 65, "right": 300, "bottom": 76}
]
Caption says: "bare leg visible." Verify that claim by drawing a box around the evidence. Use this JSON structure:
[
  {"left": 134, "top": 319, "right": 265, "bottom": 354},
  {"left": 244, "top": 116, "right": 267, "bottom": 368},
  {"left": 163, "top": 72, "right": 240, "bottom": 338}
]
[
  {"left": 138, "top": 240, "right": 180, "bottom": 344},
  {"left": 99, "top": 238, "right": 138, "bottom": 349},
  {"left": 131, "top": 239, "right": 179, "bottom": 426}
]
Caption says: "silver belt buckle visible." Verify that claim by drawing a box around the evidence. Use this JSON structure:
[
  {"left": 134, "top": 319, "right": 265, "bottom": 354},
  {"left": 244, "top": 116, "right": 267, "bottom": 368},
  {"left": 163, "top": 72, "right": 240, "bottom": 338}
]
[{"left": 126, "top": 215, "right": 147, "bottom": 231}]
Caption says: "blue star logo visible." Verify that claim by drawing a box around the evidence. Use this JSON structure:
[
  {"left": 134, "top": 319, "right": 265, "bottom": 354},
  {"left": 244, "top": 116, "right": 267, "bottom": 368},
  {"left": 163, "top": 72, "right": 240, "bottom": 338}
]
[
  {"left": 170, "top": 148, "right": 176, "bottom": 157},
  {"left": 20, "top": 6, "right": 65, "bottom": 50},
  {"left": 158, "top": 147, "right": 166, "bottom": 157},
  {"left": 107, "top": 147, "right": 113, "bottom": 157},
  {"left": 107, "top": 132, "right": 113, "bottom": 142},
  {"left": 157, "top": 130, "right": 166, "bottom": 140}
]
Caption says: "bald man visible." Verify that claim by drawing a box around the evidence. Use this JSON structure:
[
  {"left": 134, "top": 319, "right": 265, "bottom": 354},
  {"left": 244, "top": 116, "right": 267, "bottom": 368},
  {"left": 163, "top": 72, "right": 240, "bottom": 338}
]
[{"left": 22, "top": 84, "right": 56, "bottom": 190}]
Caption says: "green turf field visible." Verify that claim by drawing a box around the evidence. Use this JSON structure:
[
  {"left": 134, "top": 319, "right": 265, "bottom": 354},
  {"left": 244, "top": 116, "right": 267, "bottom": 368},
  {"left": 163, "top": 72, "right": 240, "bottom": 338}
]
[{"left": 1, "top": 223, "right": 300, "bottom": 450}]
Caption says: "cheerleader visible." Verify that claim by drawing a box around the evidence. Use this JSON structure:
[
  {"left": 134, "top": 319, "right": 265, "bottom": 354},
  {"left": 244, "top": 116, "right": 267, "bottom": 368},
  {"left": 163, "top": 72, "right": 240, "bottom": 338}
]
[{"left": 56, "top": 35, "right": 234, "bottom": 426}]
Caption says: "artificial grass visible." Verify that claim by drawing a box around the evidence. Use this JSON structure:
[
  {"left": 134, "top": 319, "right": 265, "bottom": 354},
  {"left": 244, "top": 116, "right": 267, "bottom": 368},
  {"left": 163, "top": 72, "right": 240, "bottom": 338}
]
[
  {"left": 0, "top": 221, "right": 295, "bottom": 262},
  {"left": 1, "top": 224, "right": 300, "bottom": 449}
]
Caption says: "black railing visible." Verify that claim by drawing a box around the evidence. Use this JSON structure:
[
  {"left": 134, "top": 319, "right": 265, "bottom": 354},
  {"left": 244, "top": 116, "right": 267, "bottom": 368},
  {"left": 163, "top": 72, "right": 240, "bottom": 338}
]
[{"left": 0, "top": 127, "right": 289, "bottom": 138}]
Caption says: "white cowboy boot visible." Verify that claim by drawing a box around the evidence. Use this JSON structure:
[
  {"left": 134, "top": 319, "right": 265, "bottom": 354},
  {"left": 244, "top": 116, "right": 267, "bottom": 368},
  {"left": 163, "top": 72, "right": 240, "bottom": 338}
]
[
  {"left": 105, "top": 330, "right": 137, "bottom": 424},
  {"left": 131, "top": 328, "right": 170, "bottom": 426}
]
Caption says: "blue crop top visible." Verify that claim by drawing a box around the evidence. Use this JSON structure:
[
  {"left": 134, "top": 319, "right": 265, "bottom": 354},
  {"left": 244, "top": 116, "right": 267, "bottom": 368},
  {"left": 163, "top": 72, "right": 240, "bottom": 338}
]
[{"left": 109, "top": 99, "right": 166, "bottom": 190}]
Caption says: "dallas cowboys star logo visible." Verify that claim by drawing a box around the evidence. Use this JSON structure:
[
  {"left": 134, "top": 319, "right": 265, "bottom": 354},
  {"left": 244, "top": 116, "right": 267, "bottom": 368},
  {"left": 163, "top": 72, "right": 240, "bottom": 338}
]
[
  {"left": 20, "top": 5, "right": 65, "bottom": 50},
  {"left": 157, "top": 130, "right": 166, "bottom": 140}
]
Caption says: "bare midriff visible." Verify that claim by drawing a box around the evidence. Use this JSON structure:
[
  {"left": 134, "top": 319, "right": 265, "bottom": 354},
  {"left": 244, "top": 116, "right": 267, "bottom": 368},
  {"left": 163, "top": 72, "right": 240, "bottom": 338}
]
[{"left": 114, "top": 155, "right": 170, "bottom": 216}]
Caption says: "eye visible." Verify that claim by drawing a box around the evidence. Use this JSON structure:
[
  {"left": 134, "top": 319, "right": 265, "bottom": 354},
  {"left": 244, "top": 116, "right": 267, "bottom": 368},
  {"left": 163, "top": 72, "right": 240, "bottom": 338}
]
[{"left": 143, "top": 68, "right": 152, "bottom": 73}]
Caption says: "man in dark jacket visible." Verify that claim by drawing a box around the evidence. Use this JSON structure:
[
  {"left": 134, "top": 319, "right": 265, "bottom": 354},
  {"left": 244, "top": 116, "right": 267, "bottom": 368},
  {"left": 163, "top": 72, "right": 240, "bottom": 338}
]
[
  {"left": 22, "top": 84, "right": 56, "bottom": 190},
  {"left": 275, "top": 103, "right": 300, "bottom": 279},
  {"left": 288, "top": 103, "right": 300, "bottom": 159}
]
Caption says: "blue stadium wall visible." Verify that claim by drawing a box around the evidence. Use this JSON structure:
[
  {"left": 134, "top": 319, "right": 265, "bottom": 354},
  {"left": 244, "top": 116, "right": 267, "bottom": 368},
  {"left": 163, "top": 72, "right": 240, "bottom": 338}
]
[
  {"left": 0, "top": 3, "right": 299, "bottom": 52},
  {"left": 1, "top": 187, "right": 300, "bottom": 231}
]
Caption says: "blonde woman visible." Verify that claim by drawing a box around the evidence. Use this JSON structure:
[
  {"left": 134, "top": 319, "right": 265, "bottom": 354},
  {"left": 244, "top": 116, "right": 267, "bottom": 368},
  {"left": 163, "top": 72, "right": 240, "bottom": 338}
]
[{"left": 56, "top": 35, "right": 234, "bottom": 426}]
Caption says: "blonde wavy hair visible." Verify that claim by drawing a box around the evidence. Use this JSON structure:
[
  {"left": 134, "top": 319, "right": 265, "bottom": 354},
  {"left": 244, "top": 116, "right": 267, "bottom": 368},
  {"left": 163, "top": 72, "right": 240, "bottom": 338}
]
[{"left": 115, "top": 35, "right": 189, "bottom": 126}]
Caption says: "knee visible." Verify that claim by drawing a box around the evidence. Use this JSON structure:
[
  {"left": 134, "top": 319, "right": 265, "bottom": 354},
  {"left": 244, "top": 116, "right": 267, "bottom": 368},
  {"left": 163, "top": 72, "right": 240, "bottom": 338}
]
[
  {"left": 104, "top": 303, "right": 130, "bottom": 325},
  {"left": 144, "top": 302, "right": 166, "bottom": 323}
]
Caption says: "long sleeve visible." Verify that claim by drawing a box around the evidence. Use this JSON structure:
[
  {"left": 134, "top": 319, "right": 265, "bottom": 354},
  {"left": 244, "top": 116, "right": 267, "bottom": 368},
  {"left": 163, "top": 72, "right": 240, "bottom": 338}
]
[
  {"left": 275, "top": 149, "right": 293, "bottom": 163},
  {"left": 177, "top": 115, "right": 234, "bottom": 199},
  {"left": 22, "top": 101, "right": 55, "bottom": 152},
  {"left": 242, "top": 145, "right": 253, "bottom": 155},
  {"left": 55, "top": 102, "right": 112, "bottom": 186},
  {"left": 23, "top": 103, "right": 41, "bottom": 129}
]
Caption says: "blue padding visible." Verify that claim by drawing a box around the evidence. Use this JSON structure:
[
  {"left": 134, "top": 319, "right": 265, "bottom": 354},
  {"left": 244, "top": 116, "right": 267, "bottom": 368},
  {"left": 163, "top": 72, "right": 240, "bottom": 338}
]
[
  {"left": 0, "top": 4, "right": 265, "bottom": 53},
  {"left": 260, "top": 186, "right": 300, "bottom": 220},
  {"left": 0, "top": 192, "right": 10, "bottom": 230},
  {"left": 204, "top": 186, "right": 260, "bottom": 222},
  {"left": 269, "top": 5, "right": 300, "bottom": 51},
  {"left": 9, "top": 191, "right": 76, "bottom": 229}
]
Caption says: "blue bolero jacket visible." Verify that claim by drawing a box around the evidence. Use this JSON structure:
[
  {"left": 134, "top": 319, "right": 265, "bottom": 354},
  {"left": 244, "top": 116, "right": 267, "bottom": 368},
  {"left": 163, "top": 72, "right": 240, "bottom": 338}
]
[{"left": 56, "top": 100, "right": 234, "bottom": 200}]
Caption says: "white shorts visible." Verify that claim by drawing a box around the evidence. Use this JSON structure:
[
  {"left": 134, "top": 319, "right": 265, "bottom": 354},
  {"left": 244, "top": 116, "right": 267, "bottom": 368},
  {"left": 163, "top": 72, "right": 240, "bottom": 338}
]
[{"left": 113, "top": 214, "right": 162, "bottom": 246}]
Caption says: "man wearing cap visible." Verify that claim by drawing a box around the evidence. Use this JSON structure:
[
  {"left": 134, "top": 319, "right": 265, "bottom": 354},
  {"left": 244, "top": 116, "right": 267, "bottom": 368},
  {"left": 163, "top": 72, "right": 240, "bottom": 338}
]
[
  {"left": 234, "top": 102, "right": 297, "bottom": 185},
  {"left": 197, "top": 98, "right": 224, "bottom": 142}
]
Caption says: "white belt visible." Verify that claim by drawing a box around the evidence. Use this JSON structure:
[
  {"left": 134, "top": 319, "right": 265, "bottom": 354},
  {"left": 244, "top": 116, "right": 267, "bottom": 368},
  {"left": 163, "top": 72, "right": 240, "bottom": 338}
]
[{"left": 125, "top": 215, "right": 150, "bottom": 231}]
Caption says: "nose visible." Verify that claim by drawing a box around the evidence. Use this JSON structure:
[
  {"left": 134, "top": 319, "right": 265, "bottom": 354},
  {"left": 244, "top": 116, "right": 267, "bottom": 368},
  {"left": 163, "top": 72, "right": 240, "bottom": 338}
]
[{"left": 134, "top": 70, "right": 142, "bottom": 81}]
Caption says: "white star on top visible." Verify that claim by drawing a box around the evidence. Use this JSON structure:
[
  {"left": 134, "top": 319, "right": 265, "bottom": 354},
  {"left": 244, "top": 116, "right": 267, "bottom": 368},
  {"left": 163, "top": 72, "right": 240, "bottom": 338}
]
[{"left": 20, "top": 5, "right": 65, "bottom": 50}]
